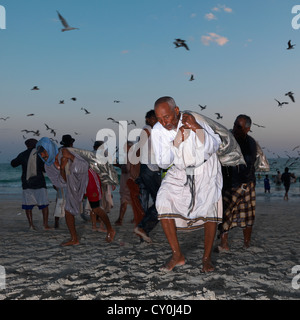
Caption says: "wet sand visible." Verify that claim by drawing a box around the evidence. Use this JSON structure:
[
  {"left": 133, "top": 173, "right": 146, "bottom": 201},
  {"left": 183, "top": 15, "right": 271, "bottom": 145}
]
[{"left": 0, "top": 194, "right": 300, "bottom": 300}]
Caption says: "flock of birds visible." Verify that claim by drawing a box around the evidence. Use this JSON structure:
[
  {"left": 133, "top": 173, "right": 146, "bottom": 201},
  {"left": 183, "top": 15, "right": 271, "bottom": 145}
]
[
  {"left": 171, "top": 37, "right": 297, "bottom": 125},
  {"left": 1, "top": 11, "right": 299, "bottom": 168},
  {"left": 1, "top": 82, "right": 139, "bottom": 145}
]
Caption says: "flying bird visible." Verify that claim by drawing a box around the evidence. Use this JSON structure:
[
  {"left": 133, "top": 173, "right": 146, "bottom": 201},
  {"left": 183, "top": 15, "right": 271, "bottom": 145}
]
[
  {"left": 56, "top": 11, "right": 79, "bottom": 32},
  {"left": 198, "top": 105, "right": 206, "bottom": 111},
  {"left": 292, "top": 145, "right": 300, "bottom": 151},
  {"left": 113, "top": 100, "right": 121, "bottom": 103},
  {"left": 275, "top": 99, "right": 289, "bottom": 107},
  {"left": 27, "top": 114, "right": 35, "bottom": 117},
  {"left": 252, "top": 123, "right": 266, "bottom": 128},
  {"left": 71, "top": 97, "right": 77, "bottom": 101},
  {"left": 44, "top": 123, "right": 52, "bottom": 130},
  {"left": 59, "top": 100, "right": 65, "bottom": 104},
  {"left": 31, "top": 86, "right": 40, "bottom": 90},
  {"left": 189, "top": 74, "right": 195, "bottom": 81},
  {"left": 21, "top": 129, "right": 40, "bottom": 136},
  {"left": 128, "top": 120, "right": 137, "bottom": 126},
  {"left": 287, "top": 40, "right": 295, "bottom": 50},
  {"left": 50, "top": 138, "right": 59, "bottom": 144},
  {"left": 285, "top": 91, "right": 295, "bottom": 103},
  {"left": 215, "top": 113, "right": 223, "bottom": 119},
  {"left": 107, "top": 117, "right": 124, "bottom": 128},
  {"left": 81, "top": 107, "right": 91, "bottom": 114},
  {"left": 174, "top": 38, "right": 189, "bottom": 50},
  {"left": 0, "top": 117, "right": 9, "bottom": 121}
]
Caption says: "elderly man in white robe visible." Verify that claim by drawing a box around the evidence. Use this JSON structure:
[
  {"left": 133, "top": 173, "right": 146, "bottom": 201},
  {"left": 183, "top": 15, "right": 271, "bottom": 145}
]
[{"left": 152, "top": 97, "right": 223, "bottom": 272}]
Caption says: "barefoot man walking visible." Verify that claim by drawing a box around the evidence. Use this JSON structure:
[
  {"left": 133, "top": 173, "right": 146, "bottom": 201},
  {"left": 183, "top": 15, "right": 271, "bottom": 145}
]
[
  {"left": 152, "top": 97, "right": 223, "bottom": 272},
  {"left": 36, "top": 137, "right": 115, "bottom": 246}
]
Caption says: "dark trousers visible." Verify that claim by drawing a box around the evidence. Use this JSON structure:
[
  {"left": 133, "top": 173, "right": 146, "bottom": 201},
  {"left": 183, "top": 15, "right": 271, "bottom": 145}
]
[{"left": 137, "top": 164, "right": 161, "bottom": 235}]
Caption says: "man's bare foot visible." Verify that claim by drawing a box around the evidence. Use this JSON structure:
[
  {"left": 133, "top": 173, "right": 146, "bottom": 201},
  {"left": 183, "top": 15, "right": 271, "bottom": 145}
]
[
  {"left": 160, "top": 254, "right": 185, "bottom": 272},
  {"left": 28, "top": 225, "right": 37, "bottom": 231},
  {"left": 106, "top": 229, "right": 116, "bottom": 243},
  {"left": 243, "top": 241, "right": 250, "bottom": 249},
  {"left": 134, "top": 227, "right": 152, "bottom": 243},
  {"left": 216, "top": 245, "right": 229, "bottom": 253},
  {"left": 115, "top": 219, "right": 122, "bottom": 226},
  {"left": 99, "top": 222, "right": 107, "bottom": 233},
  {"left": 43, "top": 225, "right": 52, "bottom": 230},
  {"left": 201, "top": 257, "right": 214, "bottom": 273},
  {"left": 60, "top": 239, "right": 79, "bottom": 246}
]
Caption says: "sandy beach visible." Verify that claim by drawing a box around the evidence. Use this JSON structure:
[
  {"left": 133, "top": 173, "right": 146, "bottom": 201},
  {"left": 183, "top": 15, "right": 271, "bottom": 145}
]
[{"left": 0, "top": 193, "right": 299, "bottom": 301}]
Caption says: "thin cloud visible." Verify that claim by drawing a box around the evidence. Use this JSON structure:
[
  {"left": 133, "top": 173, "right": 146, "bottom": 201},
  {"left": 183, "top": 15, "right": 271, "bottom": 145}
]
[
  {"left": 205, "top": 13, "right": 217, "bottom": 21},
  {"left": 212, "top": 4, "right": 233, "bottom": 13},
  {"left": 223, "top": 6, "right": 233, "bottom": 13},
  {"left": 201, "top": 33, "right": 229, "bottom": 46}
]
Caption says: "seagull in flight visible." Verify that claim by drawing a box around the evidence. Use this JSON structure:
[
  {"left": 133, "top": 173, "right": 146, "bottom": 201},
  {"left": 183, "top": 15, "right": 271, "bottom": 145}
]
[
  {"left": 0, "top": 117, "right": 9, "bottom": 121},
  {"left": 275, "top": 99, "right": 289, "bottom": 107},
  {"left": 113, "top": 100, "right": 121, "bottom": 103},
  {"left": 71, "top": 97, "right": 77, "bottom": 101},
  {"left": 107, "top": 117, "right": 124, "bottom": 128},
  {"left": 287, "top": 40, "right": 295, "bottom": 50},
  {"left": 127, "top": 120, "right": 137, "bottom": 126},
  {"left": 81, "top": 108, "right": 91, "bottom": 115},
  {"left": 27, "top": 114, "right": 35, "bottom": 117},
  {"left": 21, "top": 129, "right": 40, "bottom": 136},
  {"left": 59, "top": 100, "right": 65, "bottom": 104},
  {"left": 56, "top": 11, "right": 79, "bottom": 32},
  {"left": 215, "top": 113, "right": 223, "bottom": 119},
  {"left": 198, "top": 105, "right": 206, "bottom": 111},
  {"left": 50, "top": 138, "right": 59, "bottom": 144},
  {"left": 31, "top": 86, "right": 40, "bottom": 91},
  {"left": 252, "top": 123, "right": 266, "bottom": 128},
  {"left": 174, "top": 38, "right": 189, "bottom": 51},
  {"left": 189, "top": 74, "right": 195, "bottom": 81},
  {"left": 285, "top": 91, "right": 295, "bottom": 103}
]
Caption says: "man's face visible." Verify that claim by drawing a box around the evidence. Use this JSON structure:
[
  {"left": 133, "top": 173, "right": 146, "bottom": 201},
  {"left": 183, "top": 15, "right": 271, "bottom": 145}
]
[
  {"left": 40, "top": 149, "right": 60, "bottom": 168},
  {"left": 155, "top": 102, "right": 180, "bottom": 131},
  {"left": 40, "top": 149, "right": 49, "bottom": 162},
  {"left": 233, "top": 117, "right": 250, "bottom": 139},
  {"left": 146, "top": 115, "right": 157, "bottom": 127}
]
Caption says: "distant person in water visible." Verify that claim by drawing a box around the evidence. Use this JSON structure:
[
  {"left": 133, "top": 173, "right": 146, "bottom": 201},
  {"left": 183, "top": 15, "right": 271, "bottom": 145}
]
[
  {"left": 36, "top": 137, "right": 115, "bottom": 246},
  {"left": 11, "top": 139, "right": 51, "bottom": 230},
  {"left": 264, "top": 175, "right": 270, "bottom": 193},
  {"left": 281, "top": 167, "right": 295, "bottom": 200}
]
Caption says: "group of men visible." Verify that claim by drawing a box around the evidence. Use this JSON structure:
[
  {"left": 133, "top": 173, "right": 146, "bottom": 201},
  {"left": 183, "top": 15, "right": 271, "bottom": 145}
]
[{"left": 11, "top": 96, "right": 258, "bottom": 273}]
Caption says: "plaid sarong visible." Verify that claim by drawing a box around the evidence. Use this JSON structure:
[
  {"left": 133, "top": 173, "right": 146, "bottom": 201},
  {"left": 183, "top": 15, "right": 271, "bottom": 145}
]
[{"left": 221, "top": 181, "right": 256, "bottom": 233}]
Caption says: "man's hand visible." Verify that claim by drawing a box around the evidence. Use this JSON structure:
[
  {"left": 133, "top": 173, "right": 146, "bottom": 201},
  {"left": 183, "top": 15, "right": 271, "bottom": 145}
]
[
  {"left": 182, "top": 113, "right": 202, "bottom": 132},
  {"left": 61, "top": 148, "right": 75, "bottom": 161}
]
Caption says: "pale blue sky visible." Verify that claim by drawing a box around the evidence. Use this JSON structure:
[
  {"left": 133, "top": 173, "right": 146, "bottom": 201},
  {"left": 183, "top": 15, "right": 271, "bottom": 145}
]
[{"left": 1, "top": 0, "right": 300, "bottom": 162}]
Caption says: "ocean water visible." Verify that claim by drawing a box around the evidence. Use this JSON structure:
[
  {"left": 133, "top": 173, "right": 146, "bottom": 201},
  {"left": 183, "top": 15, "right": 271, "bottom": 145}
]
[{"left": 0, "top": 159, "right": 299, "bottom": 201}]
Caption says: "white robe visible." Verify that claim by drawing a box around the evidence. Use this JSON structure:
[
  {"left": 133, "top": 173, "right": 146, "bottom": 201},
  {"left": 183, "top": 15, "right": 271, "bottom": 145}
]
[{"left": 151, "top": 114, "right": 223, "bottom": 230}]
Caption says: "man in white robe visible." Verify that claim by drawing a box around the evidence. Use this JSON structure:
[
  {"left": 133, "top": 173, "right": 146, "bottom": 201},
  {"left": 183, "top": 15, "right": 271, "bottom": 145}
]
[{"left": 152, "top": 96, "right": 223, "bottom": 272}]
